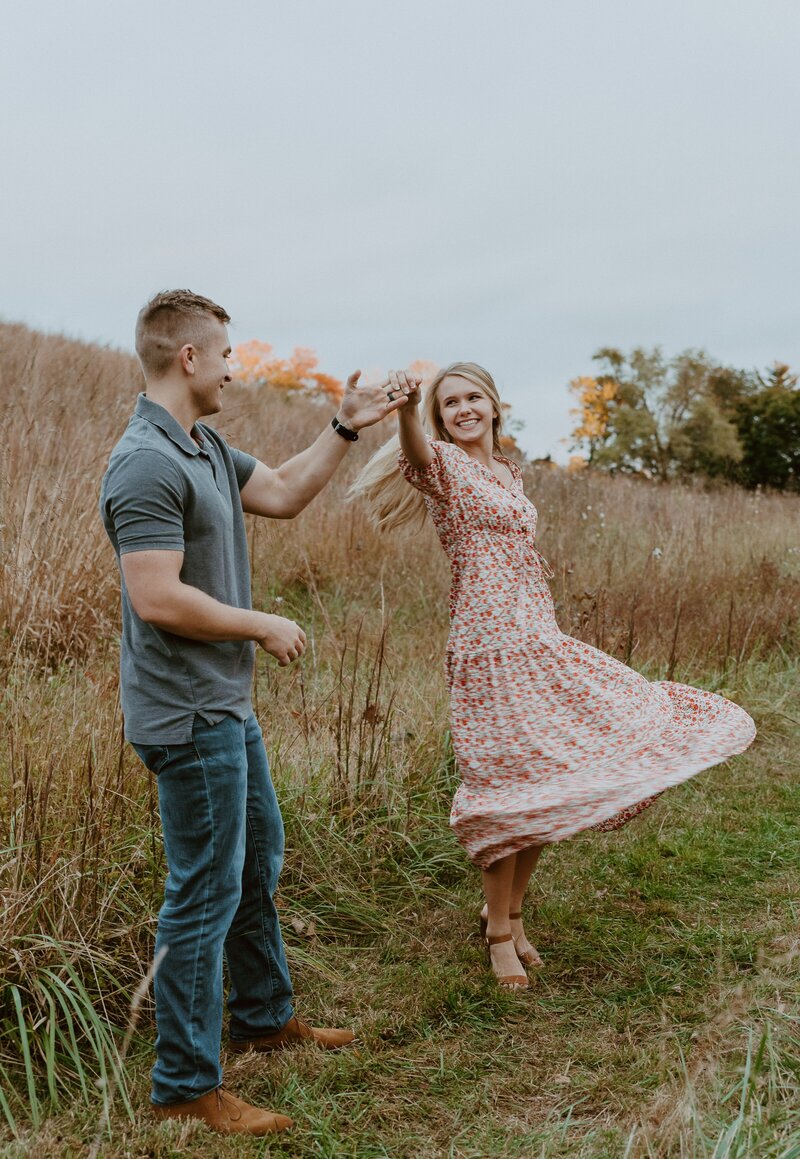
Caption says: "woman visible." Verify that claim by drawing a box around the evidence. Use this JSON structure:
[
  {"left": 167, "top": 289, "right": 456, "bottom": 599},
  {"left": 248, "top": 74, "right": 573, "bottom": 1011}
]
[{"left": 351, "top": 363, "right": 756, "bottom": 991}]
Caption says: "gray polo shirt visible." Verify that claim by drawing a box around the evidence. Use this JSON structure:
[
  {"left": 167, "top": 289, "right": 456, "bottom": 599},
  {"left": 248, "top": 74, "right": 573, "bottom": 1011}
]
[{"left": 100, "top": 394, "right": 257, "bottom": 744}]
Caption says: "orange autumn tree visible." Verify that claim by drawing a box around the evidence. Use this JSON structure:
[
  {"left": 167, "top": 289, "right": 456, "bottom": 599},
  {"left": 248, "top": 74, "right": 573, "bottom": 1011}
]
[
  {"left": 230, "top": 340, "right": 343, "bottom": 404},
  {"left": 568, "top": 374, "right": 618, "bottom": 464}
]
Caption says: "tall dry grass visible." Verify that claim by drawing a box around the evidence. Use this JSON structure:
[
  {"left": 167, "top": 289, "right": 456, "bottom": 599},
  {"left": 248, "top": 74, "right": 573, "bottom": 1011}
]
[
  {"left": 2, "top": 318, "right": 799, "bottom": 953},
  {"left": 1, "top": 321, "right": 799, "bottom": 1143},
  {"left": 2, "top": 316, "right": 799, "bottom": 876},
  {"left": 3, "top": 320, "right": 798, "bottom": 675}
]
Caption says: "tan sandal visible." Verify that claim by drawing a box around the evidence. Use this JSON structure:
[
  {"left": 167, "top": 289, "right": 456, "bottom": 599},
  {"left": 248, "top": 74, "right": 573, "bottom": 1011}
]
[
  {"left": 509, "top": 911, "right": 544, "bottom": 968},
  {"left": 486, "top": 933, "right": 528, "bottom": 991}
]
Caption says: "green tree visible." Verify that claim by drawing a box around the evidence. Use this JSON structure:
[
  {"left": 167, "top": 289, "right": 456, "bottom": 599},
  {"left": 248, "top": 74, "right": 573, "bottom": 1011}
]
[
  {"left": 735, "top": 382, "right": 800, "bottom": 490},
  {"left": 575, "top": 347, "right": 750, "bottom": 481}
]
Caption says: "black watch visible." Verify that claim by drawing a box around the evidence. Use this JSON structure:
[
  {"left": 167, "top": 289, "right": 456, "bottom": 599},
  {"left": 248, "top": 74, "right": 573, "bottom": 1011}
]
[{"left": 331, "top": 416, "right": 359, "bottom": 442}]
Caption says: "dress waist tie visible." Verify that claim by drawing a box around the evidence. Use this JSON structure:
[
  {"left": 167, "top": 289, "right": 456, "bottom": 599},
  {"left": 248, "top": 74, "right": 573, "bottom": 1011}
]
[{"left": 531, "top": 545, "right": 554, "bottom": 579}]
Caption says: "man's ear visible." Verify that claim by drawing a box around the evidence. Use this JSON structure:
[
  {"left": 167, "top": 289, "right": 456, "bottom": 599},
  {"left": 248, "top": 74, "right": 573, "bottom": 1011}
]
[{"left": 179, "top": 344, "right": 196, "bottom": 375}]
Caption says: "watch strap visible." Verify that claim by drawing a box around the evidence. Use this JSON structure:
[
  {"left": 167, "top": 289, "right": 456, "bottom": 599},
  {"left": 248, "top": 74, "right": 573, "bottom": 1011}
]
[{"left": 331, "top": 416, "right": 359, "bottom": 442}]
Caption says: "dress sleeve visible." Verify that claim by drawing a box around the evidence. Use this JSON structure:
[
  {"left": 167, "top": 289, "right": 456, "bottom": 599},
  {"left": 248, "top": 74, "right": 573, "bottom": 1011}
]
[{"left": 397, "top": 440, "right": 455, "bottom": 499}]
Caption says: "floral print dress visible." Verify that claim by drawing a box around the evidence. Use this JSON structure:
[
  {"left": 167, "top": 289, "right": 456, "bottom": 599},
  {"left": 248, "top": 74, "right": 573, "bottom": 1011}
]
[{"left": 399, "top": 440, "right": 756, "bottom": 868}]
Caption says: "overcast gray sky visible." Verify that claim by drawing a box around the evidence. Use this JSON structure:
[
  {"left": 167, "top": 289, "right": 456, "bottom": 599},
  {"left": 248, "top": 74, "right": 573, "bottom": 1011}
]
[{"left": 2, "top": 0, "right": 798, "bottom": 458}]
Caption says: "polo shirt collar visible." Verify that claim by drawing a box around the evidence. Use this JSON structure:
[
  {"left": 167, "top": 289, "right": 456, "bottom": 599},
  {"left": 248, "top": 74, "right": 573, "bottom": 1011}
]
[{"left": 135, "top": 393, "right": 206, "bottom": 456}]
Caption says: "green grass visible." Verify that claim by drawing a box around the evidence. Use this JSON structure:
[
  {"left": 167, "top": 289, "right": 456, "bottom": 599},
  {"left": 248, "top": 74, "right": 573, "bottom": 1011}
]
[{"left": 2, "top": 659, "right": 799, "bottom": 1157}]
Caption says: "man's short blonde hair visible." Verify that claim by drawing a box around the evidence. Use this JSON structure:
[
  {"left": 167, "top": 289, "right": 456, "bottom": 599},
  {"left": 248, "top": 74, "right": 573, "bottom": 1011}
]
[{"left": 135, "top": 290, "right": 231, "bottom": 379}]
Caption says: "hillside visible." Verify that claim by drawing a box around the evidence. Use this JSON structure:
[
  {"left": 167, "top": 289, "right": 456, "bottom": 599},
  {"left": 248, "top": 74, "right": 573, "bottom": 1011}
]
[{"left": 1, "top": 322, "right": 799, "bottom": 1157}]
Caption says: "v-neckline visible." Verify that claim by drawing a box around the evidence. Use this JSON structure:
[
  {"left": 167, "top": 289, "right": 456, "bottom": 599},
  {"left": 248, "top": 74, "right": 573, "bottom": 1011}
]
[{"left": 458, "top": 447, "right": 517, "bottom": 492}]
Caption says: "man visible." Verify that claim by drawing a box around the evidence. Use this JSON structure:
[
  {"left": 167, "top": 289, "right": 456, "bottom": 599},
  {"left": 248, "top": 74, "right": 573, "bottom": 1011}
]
[{"left": 100, "top": 289, "right": 404, "bottom": 1136}]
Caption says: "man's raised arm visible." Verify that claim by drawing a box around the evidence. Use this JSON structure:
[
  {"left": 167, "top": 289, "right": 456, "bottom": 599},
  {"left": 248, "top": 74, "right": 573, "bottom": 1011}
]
[{"left": 239, "top": 370, "right": 412, "bottom": 518}]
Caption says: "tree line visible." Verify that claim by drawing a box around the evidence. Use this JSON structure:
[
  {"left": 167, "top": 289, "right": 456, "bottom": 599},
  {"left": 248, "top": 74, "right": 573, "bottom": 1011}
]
[{"left": 568, "top": 348, "right": 800, "bottom": 490}]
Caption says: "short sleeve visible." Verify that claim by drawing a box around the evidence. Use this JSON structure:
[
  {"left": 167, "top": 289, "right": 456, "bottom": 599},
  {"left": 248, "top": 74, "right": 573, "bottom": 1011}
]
[
  {"left": 228, "top": 445, "right": 257, "bottom": 491},
  {"left": 398, "top": 440, "right": 454, "bottom": 499},
  {"left": 102, "top": 449, "right": 186, "bottom": 555}
]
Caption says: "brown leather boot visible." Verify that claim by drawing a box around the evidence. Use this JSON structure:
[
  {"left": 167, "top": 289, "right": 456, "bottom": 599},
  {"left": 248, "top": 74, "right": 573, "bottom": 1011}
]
[
  {"left": 229, "top": 1015, "right": 355, "bottom": 1054},
  {"left": 152, "top": 1087, "right": 293, "bottom": 1135}
]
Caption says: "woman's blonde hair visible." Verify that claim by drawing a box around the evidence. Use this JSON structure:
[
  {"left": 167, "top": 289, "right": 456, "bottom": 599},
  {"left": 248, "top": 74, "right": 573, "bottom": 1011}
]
[{"left": 350, "top": 362, "right": 504, "bottom": 533}]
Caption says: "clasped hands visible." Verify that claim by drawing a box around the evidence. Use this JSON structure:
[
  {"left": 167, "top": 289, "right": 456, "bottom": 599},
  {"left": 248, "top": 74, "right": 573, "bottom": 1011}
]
[{"left": 335, "top": 368, "right": 423, "bottom": 432}]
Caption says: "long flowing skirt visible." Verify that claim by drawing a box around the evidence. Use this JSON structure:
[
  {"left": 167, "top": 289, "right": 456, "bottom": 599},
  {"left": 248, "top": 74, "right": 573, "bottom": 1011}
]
[{"left": 447, "top": 631, "right": 756, "bottom": 868}]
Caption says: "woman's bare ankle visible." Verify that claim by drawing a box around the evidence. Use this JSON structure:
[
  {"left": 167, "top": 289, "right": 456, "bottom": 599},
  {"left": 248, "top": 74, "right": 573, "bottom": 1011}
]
[{"left": 509, "top": 914, "right": 543, "bottom": 965}]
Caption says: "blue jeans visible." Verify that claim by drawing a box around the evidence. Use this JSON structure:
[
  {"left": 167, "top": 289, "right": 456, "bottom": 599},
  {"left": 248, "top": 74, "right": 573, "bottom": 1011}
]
[{"left": 133, "top": 713, "right": 294, "bottom": 1105}]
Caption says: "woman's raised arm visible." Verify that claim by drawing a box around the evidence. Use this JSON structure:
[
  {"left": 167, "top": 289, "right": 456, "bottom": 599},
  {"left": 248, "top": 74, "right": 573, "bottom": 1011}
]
[{"left": 389, "top": 369, "right": 434, "bottom": 469}]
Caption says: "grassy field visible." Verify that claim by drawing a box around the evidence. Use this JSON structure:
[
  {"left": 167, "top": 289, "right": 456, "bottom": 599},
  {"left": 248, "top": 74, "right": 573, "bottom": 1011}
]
[{"left": 1, "top": 323, "right": 799, "bottom": 1156}]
